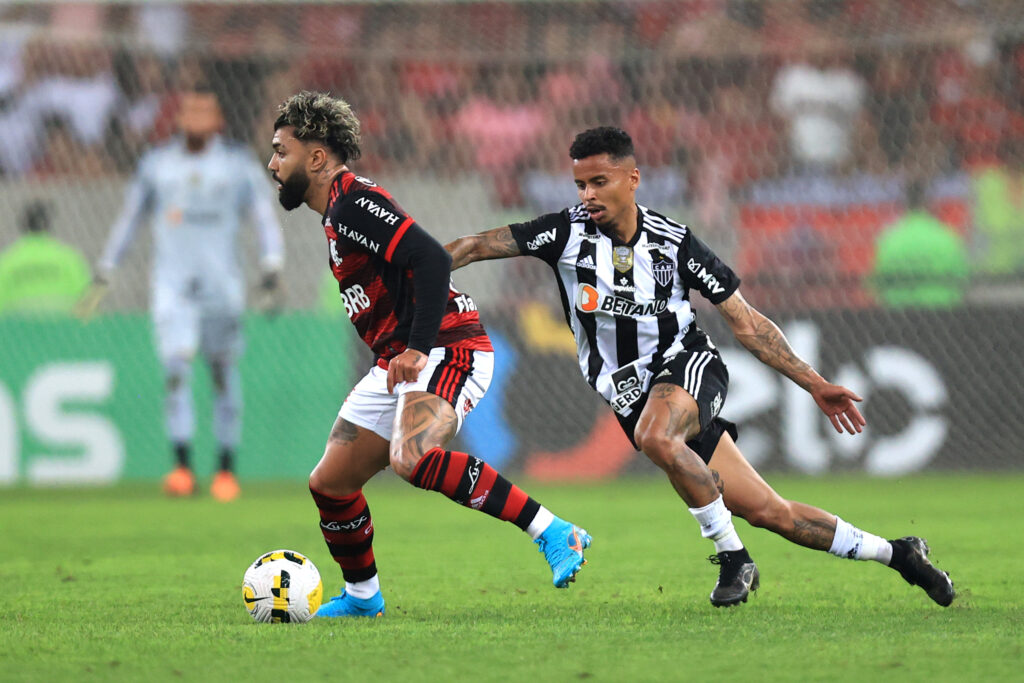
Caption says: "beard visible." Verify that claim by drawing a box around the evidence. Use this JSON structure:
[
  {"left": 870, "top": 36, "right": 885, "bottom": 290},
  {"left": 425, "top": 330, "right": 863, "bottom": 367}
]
[{"left": 277, "top": 168, "right": 310, "bottom": 211}]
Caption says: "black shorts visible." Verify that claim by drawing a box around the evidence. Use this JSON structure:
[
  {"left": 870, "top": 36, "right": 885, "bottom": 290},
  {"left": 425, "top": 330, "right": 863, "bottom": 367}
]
[{"left": 613, "top": 347, "right": 738, "bottom": 464}]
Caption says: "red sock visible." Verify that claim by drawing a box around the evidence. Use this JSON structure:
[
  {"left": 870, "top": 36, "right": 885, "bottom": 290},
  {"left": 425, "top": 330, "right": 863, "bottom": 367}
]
[
  {"left": 409, "top": 447, "right": 541, "bottom": 531},
  {"left": 309, "top": 486, "right": 377, "bottom": 583}
]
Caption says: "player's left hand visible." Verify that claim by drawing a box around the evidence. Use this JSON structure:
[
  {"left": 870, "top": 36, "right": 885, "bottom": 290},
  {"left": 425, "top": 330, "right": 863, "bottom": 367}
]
[
  {"left": 810, "top": 382, "right": 866, "bottom": 435},
  {"left": 387, "top": 349, "right": 428, "bottom": 393}
]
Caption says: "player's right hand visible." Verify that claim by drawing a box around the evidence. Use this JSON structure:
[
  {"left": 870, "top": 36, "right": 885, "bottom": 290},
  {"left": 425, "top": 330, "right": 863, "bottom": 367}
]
[
  {"left": 74, "top": 276, "right": 109, "bottom": 321},
  {"left": 810, "top": 382, "right": 866, "bottom": 435},
  {"left": 386, "top": 348, "right": 428, "bottom": 393}
]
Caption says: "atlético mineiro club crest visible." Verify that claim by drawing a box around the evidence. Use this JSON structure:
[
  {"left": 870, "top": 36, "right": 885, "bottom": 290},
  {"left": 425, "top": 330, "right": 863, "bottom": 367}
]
[{"left": 652, "top": 255, "right": 674, "bottom": 287}]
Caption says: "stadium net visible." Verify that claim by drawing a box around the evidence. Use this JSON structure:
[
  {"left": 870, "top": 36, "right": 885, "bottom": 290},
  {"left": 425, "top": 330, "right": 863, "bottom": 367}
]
[{"left": 1, "top": 0, "right": 1023, "bottom": 482}]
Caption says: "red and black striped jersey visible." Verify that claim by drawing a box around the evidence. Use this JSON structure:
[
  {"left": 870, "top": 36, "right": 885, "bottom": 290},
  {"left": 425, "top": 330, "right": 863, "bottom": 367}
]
[{"left": 323, "top": 171, "right": 492, "bottom": 362}]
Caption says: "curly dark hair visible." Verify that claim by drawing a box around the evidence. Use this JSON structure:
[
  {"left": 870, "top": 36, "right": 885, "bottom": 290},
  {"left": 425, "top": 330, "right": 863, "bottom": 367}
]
[
  {"left": 274, "top": 91, "right": 362, "bottom": 163},
  {"left": 569, "top": 127, "right": 634, "bottom": 161}
]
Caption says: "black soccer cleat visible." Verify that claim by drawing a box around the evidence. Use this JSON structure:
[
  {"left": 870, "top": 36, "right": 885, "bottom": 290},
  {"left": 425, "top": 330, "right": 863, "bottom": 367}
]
[
  {"left": 889, "top": 536, "right": 955, "bottom": 607},
  {"left": 708, "top": 549, "right": 760, "bottom": 607}
]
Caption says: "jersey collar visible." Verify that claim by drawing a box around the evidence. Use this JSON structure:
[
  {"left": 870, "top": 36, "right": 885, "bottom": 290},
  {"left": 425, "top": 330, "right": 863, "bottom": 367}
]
[{"left": 593, "top": 204, "right": 643, "bottom": 247}]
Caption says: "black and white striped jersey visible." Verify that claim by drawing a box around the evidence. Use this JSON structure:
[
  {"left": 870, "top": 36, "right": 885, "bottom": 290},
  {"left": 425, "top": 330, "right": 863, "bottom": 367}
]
[{"left": 509, "top": 203, "right": 740, "bottom": 417}]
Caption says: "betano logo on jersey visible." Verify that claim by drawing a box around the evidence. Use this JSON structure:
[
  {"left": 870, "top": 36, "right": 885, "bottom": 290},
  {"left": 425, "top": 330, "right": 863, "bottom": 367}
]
[{"left": 576, "top": 283, "right": 668, "bottom": 317}]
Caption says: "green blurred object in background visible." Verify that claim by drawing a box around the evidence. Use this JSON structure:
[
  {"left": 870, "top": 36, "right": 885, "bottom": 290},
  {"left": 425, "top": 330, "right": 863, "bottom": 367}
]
[{"left": 0, "top": 313, "right": 351, "bottom": 484}]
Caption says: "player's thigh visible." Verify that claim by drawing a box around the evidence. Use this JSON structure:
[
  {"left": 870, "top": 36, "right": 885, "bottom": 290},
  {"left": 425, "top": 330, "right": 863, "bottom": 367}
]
[
  {"left": 388, "top": 347, "right": 493, "bottom": 476},
  {"left": 707, "top": 431, "right": 786, "bottom": 521},
  {"left": 309, "top": 415, "right": 390, "bottom": 497},
  {"left": 648, "top": 348, "right": 729, "bottom": 437},
  {"left": 390, "top": 391, "right": 458, "bottom": 478},
  {"left": 410, "top": 347, "right": 493, "bottom": 434},
  {"left": 633, "top": 383, "right": 701, "bottom": 455},
  {"left": 153, "top": 303, "right": 200, "bottom": 370}
]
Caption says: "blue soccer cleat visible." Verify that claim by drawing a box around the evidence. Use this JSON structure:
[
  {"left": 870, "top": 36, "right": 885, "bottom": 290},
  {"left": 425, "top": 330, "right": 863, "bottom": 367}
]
[
  {"left": 315, "top": 589, "right": 385, "bottom": 618},
  {"left": 536, "top": 518, "right": 591, "bottom": 588}
]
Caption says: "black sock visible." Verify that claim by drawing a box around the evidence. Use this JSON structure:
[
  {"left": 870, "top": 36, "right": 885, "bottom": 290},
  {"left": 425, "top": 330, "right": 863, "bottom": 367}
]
[
  {"left": 218, "top": 448, "right": 234, "bottom": 473},
  {"left": 888, "top": 539, "right": 907, "bottom": 569},
  {"left": 722, "top": 547, "right": 752, "bottom": 563},
  {"left": 174, "top": 443, "right": 191, "bottom": 469}
]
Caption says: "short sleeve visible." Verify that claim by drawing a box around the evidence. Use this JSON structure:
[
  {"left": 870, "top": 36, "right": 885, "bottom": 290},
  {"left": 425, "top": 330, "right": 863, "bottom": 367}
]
[
  {"left": 509, "top": 211, "right": 570, "bottom": 266},
  {"left": 678, "top": 231, "right": 741, "bottom": 304}
]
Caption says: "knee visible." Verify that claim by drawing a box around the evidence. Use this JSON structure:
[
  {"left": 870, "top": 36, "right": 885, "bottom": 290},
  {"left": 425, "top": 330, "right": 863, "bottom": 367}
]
[
  {"left": 164, "top": 357, "right": 190, "bottom": 392},
  {"left": 389, "top": 444, "right": 443, "bottom": 483},
  {"left": 388, "top": 444, "right": 418, "bottom": 482},
  {"left": 635, "top": 429, "right": 685, "bottom": 472},
  {"left": 741, "top": 498, "right": 793, "bottom": 531},
  {"left": 209, "top": 361, "right": 227, "bottom": 392},
  {"left": 308, "top": 466, "right": 330, "bottom": 495},
  {"left": 309, "top": 465, "right": 359, "bottom": 498},
  {"left": 165, "top": 373, "right": 184, "bottom": 393}
]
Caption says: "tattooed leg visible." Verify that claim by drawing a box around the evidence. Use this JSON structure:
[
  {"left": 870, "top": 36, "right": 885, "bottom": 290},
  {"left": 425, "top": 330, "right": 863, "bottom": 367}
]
[
  {"left": 634, "top": 383, "right": 720, "bottom": 507},
  {"left": 389, "top": 392, "right": 458, "bottom": 479},
  {"left": 703, "top": 430, "right": 892, "bottom": 557},
  {"left": 308, "top": 415, "right": 390, "bottom": 497},
  {"left": 391, "top": 391, "right": 555, "bottom": 537}
]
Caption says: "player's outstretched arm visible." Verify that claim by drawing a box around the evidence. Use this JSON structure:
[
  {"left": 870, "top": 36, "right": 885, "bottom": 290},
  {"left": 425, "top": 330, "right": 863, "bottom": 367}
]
[
  {"left": 715, "top": 289, "right": 866, "bottom": 434},
  {"left": 444, "top": 226, "right": 522, "bottom": 271}
]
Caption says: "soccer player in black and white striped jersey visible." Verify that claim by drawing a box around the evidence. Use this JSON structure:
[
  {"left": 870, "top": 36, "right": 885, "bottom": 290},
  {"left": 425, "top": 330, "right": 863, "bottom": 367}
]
[{"left": 446, "top": 127, "right": 954, "bottom": 608}]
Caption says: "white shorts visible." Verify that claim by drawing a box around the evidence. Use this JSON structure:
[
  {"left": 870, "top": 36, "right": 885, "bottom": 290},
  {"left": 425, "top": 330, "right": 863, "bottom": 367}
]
[
  {"left": 152, "top": 304, "right": 244, "bottom": 364},
  {"left": 339, "top": 347, "right": 493, "bottom": 442}
]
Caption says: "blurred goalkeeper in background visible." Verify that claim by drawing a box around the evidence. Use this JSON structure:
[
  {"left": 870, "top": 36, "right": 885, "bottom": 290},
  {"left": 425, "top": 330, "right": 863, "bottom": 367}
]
[
  {"left": 268, "top": 91, "right": 589, "bottom": 618},
  {"left": 446, "top": 126, "right": 955, "bottom": 608},
  {"left": 89, "top": 84, "right": 284, "bottom": 502}
]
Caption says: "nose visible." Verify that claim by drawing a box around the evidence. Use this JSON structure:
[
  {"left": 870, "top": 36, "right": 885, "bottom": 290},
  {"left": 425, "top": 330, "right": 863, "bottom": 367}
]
[
  {"left": 581, "top": 184, "right": 597, "bottom": 202},
  {"left": 267, "top": 155, "right": 278, "bottom": 173}
]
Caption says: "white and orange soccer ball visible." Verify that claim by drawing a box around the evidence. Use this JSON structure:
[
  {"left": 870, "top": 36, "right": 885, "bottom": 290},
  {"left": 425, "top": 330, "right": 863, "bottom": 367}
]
[{"left": 242, "top": 549, "right": 323, "bottom": 623}]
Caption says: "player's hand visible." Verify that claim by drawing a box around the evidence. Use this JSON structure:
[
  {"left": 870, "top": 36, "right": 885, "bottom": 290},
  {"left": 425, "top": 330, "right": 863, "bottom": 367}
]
[
  {"left": 74, "top": 276, "right": 109, "bottom": 321},
  {"left": 386, "top": 349, "right": 428, "bottom": 393},
  {"left": 255, "top": 269, "right": 284, "bottom": 315},
  {"left": 810, "top": 382, "right": 866, "bottom": 435}
]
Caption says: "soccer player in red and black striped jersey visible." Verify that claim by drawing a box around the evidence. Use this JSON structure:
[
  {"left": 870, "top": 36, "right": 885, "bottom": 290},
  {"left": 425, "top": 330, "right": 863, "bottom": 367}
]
[{"left": 268, "top": 91, "right": 590, "bottom": 618}]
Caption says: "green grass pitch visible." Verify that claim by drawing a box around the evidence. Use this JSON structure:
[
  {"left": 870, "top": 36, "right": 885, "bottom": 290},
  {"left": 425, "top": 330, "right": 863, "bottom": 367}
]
[{"left": 3, "top": 474, "right": 1023, "bottom": 682}]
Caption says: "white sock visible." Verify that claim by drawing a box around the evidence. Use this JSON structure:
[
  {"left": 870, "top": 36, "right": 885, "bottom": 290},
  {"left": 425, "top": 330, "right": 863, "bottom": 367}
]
[
  {"left": 345, "top": 574, "right": 380, "bottom": 600},
  {"left": 829, "top": 516, "right": 893, "bottom": 565},
  {"left": 526, "top": 506, "right": 555, "bottom": 540},
  {"left": 689, "top": 495, "right": 744, "bottom": 553}
]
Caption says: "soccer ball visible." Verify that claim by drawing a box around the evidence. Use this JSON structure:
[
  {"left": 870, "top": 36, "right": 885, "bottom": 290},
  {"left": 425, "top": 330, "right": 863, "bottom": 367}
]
[{"left": 242, "top": 549, "right": 323, "bottom": 623}]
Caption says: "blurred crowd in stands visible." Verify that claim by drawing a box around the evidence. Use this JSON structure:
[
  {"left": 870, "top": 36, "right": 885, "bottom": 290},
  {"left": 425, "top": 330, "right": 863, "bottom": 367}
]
[{"left": 1, "top": 0, "right": 1023, "bottom": 308}]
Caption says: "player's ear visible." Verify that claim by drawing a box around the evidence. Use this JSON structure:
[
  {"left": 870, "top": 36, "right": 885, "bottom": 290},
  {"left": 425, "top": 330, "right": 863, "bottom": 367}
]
[
  {"left": 307, "top": 145, "right": 328, "bottom": 173},
  {"left": 629, "top": 166, "right": 640, "bottom": 192}
]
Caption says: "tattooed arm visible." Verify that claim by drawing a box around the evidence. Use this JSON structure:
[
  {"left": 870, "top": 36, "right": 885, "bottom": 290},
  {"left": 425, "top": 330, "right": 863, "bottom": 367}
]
[
  {"left": 716, "top": 289, "right": 866, "bottom": 434},
  {"left": 444, "top": 226, "right": 522, "bottom": 271},
  {"left": 716, "top": 290, "right": 820, "bottom": 390}
]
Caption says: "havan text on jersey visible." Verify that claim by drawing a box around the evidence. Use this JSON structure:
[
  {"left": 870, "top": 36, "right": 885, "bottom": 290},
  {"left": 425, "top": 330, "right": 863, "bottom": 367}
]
[{"left": 322, "top": 171, "right": 493, "bottom": 360}]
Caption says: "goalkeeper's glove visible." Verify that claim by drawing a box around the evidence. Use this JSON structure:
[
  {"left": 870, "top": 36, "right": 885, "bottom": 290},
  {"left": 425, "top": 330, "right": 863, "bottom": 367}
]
[{"left": 256, "top": 269, "right": 284, "bottom": 314}]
